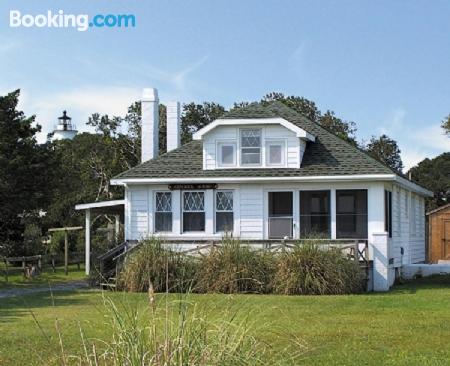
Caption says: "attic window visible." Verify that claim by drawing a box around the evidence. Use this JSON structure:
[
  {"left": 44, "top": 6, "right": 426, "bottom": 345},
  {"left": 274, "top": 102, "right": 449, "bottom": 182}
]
[
  {"left": 240, "top": 129, "right": 261, "bottom": 165},
  {"left": 266, "top": 140, "right": 285, "bottom": 166},
  {"left": 217, "top": 142, "right": 236, "bottom": 167}
]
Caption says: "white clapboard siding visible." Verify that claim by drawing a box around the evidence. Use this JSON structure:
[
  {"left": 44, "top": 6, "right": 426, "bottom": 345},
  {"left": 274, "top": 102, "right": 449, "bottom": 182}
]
[
  {"left": 409, "top": 194, "right": 426, "bottom": 263},
  {"left": 391, "top": 186, "right": 426, "bottom": 266},
  {"left": 129, "top": 186, "right": 149, "bottom": 240},
  {"left": 239, "top": 185, "right": 264, "bottom": 239}
]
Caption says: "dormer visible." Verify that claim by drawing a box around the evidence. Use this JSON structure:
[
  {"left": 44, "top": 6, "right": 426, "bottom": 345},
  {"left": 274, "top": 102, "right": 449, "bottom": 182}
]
[{"left": 193, "top": 117, "right": 315, "bottom": 170}]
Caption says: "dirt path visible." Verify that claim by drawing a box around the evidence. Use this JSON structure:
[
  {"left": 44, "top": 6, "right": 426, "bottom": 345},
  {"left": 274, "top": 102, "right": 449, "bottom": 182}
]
[{"left": 0, "top": 280, "right": 90, "bottom": 299}]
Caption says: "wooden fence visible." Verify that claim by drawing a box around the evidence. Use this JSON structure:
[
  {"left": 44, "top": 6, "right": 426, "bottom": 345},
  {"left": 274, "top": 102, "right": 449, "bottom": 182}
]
[{"left": 1, "top": 252, "right": 84, "bottom": 281}]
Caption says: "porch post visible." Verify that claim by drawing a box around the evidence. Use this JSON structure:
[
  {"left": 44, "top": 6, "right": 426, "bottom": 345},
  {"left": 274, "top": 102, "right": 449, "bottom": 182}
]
[
  {"left": 371, "top": 232, "right": 392, "bottom": 291},
  {"left": 330, "top": 188, "right": 337, "bottom": 239},
  {"left": 85, "top": 209, "right": 91, "bottom": 275},
  {"left": 115, "top": 214, "right": 120, "bottom": 242}
]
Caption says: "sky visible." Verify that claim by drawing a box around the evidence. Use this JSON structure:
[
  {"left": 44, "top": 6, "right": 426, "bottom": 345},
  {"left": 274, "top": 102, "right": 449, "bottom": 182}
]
[{"left": 0, "top": 0, "right": 449, "bottom": 170}]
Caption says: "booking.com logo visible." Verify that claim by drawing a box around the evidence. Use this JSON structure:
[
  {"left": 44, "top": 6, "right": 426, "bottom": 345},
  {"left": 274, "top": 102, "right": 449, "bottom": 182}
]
[{"left": 9, "top": 10, "right": 136, "bottom": 31}]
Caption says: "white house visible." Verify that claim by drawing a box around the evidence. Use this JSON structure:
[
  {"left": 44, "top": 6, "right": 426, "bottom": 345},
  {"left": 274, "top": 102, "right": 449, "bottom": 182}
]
[{"left": 78, "top": 88, "right": 432, "bottom": 291}]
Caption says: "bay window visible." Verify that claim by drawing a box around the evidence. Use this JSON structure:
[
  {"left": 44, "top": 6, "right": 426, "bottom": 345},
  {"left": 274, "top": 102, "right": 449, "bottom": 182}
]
[
  {"left": 155, "top": 192, "right": 172, "bottom": 232},
  {"left": 240, "top": 128, "right": 261, "bottom": 165},
  {"left": 183, "top": 191, "right": 205, "bottom": 232},
  {"left": 215, "top": 191, "right": 234, "bottom": 233},
  {"left": 336, "top": 189, "right": 368, "bottom": 239}
]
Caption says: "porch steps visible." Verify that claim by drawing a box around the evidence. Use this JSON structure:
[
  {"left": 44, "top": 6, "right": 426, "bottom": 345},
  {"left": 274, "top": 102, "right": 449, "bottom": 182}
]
[{"left": 100, "top": 277, "right": 117, "bottom": 290}]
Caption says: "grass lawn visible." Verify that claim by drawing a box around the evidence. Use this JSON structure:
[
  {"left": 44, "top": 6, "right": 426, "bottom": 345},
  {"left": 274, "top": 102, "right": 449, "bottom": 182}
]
[
  {"left": 1, "top": 276, "right": 450, "bottom": 365},
  {"left": 0, "top": 264, "right": 86, "bottom": 289}
]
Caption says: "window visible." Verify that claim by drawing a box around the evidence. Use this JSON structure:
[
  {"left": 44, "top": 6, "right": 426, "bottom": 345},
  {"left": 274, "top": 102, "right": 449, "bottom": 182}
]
[
  {"left": 217, "top": 142, "right": 236, "bottom": 167},
  {"left": 216, "top": 191, "right": 233, "bottom": 232},
  {"left": 155, "top": 192, "right": 172, "bottom": 232},
  {"left": 240, "top": 129, "right": 261, "bottom": 165},
  {"left": 183, "top": 191, "right": 205, "bottom": 232},
  {"left": 268, "top": 191, "right": 293, "bottom": 238},
  {"left": 384, "top": 190, "right": 392, "bottom": 238},
  {"left": 336, "top": 190, "right": 368, "bottom": 239},
  {"left": 300, "top": 190, "right": 330, "bottom": 238},
  {"left": 266, "top": 141, "right": 285, "bottom": 166}
]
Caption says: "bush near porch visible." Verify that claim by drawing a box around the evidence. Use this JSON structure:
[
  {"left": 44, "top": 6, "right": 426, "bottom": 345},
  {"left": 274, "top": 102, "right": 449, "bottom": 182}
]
[{"left": 117, "top": 238, "right": 365, "bottom": 295}]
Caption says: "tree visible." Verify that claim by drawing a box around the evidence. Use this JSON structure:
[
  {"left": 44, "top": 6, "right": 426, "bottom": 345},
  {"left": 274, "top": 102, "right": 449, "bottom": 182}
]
[
  {"left": 409, "top": 152, "right": 450, "bottom": 210},
  {"left": 261, "top": 92, "right": 321, "bottom": 122},
  {"left": 0, "top": 90, "right": 53, "bottom": 256},
  {"left": 319, "top": 110, "right": 357, "bottom": 145},
  {"left": 442, "top": 114, "right": 450, "bottom": 136},
  {"left": 181, "top": 102, "right": 226, "bottom": 145},
  {"left": 365, "top": 134, "right": 404, "bottom": 173}
]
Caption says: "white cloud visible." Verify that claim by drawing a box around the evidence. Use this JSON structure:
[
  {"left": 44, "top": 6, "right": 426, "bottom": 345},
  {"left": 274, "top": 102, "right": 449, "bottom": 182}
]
[
  {"left": 376, "top": 108, "right": 450, "bottom": 171},
  {"left": 0, "top": 37, "right": 21, "bottom": 54},
  {"left": 290, "top": 42, "right": 306, "bottom": 78}
]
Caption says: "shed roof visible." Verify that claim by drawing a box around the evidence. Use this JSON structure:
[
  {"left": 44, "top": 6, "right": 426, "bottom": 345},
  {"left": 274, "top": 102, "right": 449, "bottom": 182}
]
[{"left": 427, "top": 203, "right": 450, "bottom": 216}]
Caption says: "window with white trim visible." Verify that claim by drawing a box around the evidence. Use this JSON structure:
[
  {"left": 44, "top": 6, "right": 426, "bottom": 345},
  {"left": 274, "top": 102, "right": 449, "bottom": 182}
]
[
  {"left": 215, "top": 191, "right": 233, "bottom": 233},
  {"left": 266, "top": 140, "right": 285, "bottom": 166},
  {"left": 155, "top": 192, "right": 172, "bottom": 232},
  {"left": 240, "top": 128, "right": 261, "bottom": 165},
  {"left": 217, "top": 142, "right": 236, "bottom": 167},
  {"left": 183, "top": 191, "right": 205, "bottom": 232}
]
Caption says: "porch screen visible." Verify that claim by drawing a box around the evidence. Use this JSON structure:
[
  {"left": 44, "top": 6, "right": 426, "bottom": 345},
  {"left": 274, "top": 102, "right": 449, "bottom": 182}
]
[
  {"left": 336, "top": 189, "right": 367, "bottom": 239},
  {"left": 268, "top": 191, "right": 293, "bottom": 238},
  {"left": 300, "top": 190, "right": 330, "bottom": 238},
  {"left": 183, "top": 191, "right": 205, "bottom": 232},
  {"left": 216, "top": 191, "right": 233, "bottom": 232},
  {"left": 155, "top": 192, "right": 172, "bottom": 232}
]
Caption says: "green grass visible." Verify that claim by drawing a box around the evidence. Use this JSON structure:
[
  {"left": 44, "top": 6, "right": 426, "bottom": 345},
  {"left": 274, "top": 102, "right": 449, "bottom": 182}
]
[
  {"left": 0, "top": 264, "right": 86, "bottom": 289},
  {"left": 1, "top": 276, "right": 450, "bottom": 365}
]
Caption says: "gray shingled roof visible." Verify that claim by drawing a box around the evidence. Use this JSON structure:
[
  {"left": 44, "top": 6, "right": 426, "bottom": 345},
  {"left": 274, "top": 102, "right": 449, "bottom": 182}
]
[{"left": 113, "top": 102, "right": 394, "bottom": 180}]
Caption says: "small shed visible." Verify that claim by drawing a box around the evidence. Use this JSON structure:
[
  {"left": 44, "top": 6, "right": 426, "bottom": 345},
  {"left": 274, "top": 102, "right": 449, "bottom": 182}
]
[{"left": 427, "top": 203, "right": 450, "bottom": 263}]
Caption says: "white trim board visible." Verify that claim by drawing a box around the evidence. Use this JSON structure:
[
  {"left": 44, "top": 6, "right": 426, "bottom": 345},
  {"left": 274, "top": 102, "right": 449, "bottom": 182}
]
[
  {"left": 111, "top": 175, "right": 432, "bottom": 197},
  {"left": 75, "top": 199, "right": 125, "bottom": 210},
  {"left": 192, "top": 118, "right": 316, "bottom": 142}
]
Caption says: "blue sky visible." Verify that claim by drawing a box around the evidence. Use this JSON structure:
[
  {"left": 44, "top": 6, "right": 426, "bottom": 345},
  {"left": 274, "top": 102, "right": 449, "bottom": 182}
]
[{"left": 1, "top": 0, "right": 449, "bottom": 169}]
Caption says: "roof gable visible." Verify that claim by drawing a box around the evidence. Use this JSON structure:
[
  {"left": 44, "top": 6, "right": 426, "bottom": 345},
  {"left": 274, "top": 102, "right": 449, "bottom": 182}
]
[{"left": 192, "top": 117, "right": 315, "bottom": 141}]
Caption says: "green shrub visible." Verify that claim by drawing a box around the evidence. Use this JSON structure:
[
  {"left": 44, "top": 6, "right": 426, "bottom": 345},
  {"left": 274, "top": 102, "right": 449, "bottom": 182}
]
[
  {"left": 194, "top": 239, "right": 275, "bottom": 294},
  {"left": 117, "top": 238, "right": 197, "bottom": 293},
  {"left": 272, "top": 243, "right": 365, "bottom": 295}
]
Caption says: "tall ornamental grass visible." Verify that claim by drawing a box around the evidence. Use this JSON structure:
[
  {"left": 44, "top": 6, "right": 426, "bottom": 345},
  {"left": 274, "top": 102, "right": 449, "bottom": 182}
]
[
  {"left": 272, "top": 243, "right": 366, "bottom": 295},
  {"left": 194, "top": 238, "right": 274, "bottom": 294},
  {"left": 117, "top": 239, "right": 197, "bottom": 293},
  {"left": 118, "top": 238, "right": 365, "bottom": 295},
  {"left": 62, "top": 289, "right": 305, "bottom": 365}
]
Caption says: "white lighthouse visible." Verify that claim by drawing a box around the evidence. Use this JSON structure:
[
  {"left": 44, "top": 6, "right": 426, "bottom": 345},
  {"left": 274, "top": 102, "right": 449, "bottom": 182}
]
[{"left": 51, "top": 110, "right": 78, "bottom": 141}]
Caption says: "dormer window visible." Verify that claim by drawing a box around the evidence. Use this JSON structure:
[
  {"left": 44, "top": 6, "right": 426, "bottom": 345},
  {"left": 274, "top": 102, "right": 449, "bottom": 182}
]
[
  {"left": 217, "top": 142, "right": 236, "bottom": 167},
  {"left": 266, "top": 140, "right": 286, "bottom": 166},
  {"left": 240, "top": 128, "right": 261, "bottom": 165}
]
